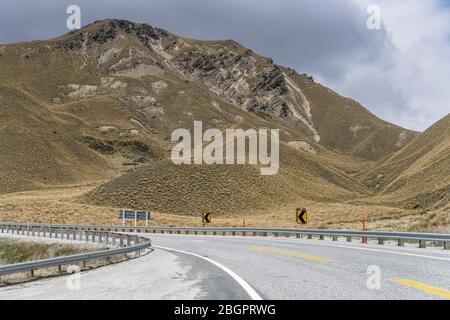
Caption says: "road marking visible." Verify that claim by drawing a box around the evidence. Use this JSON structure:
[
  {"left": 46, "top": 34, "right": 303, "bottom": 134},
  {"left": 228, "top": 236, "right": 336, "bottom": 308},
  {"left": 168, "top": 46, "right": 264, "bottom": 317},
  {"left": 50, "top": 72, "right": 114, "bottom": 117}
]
[
  {"left": 188, "top": 239, "right": 205, "bottom": 244},
  {"left": 390, "top": 279, "right": 450, "bottom": 299},
  {"left": 248, "top": 245, "right": 333, "bottom": 263},
  {"left": 268, "top": 239, "right": 450, "bottom": 262},
  {"left": 153, "top": 245, "right": 262, "bottom": 300},
  {"left": 147, "top": 233, "right": 450, "bottom": 262}
]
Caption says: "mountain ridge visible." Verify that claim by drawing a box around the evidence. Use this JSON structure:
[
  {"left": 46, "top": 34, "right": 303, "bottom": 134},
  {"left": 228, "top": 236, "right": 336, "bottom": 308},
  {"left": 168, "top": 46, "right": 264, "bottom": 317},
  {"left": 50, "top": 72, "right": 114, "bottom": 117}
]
[{"left": 0, "top": 19, "right": 447, "bottom": 229}]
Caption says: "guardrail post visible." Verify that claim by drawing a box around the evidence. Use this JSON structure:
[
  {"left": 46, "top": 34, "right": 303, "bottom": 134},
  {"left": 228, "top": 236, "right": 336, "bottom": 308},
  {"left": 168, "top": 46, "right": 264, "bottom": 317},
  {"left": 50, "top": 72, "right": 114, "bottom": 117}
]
[
  {"left": 419, "top": 240, "right": 426, "bottom": 249},
  {"left": 253, "top": 232, "right": 257, "bottom": 237},
  {"left": 319, "top": 235, "right": 324, "bottom": 240},
  {"left": 397, "top": 239, "right": 404, "bottom": 247},
  {"left": 126, "top": 235, "right": 131, "bottom": 247},
  {"left": 120, "top": 235, "right": 124, "bottom": 247},
  {"left": 285, "top": 233, "right": 290, "bottom": 238},
  {"left": 444, "top": 242, "right": 450, "bottom": 250},
  {"left": 378, "top": 238, "right": 384, "bottom": 245},
  {"left": 307, "top": 234, "right": 312, "bottom": 239},
  {"left": 99, "top": 233, "right": 103, "bottom": 243},
  {"left": 275, "top": 232, "right": 279, "bottom": 237},
  {"left": 346, "top": 236, "right": 351, "bottom": 242},
  {"left": 296, "top": 233, "right": 301, "bottom": 239},
  {"left": 332, "top": 235, "right": 338, "bottom": 241}
]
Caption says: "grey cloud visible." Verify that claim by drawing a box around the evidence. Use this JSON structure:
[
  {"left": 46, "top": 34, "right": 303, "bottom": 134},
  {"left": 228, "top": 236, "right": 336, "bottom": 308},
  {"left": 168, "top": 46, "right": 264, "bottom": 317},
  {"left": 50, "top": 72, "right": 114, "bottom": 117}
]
[{"left": 0, "top": 0, "right": 448, "bottom": 131}]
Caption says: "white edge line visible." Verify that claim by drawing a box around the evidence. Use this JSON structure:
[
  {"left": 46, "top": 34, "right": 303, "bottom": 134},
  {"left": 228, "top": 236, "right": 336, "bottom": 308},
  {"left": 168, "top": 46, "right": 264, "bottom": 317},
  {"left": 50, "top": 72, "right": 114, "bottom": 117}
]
[
  {"left": 153, "top": 245, "right": 263, "bottom": 300},
  {"left": 150, "top": 233, "right": 450, "bottom": 262},
  {"left": 261, "top": 239, "right": 450, "bottom": 262}
]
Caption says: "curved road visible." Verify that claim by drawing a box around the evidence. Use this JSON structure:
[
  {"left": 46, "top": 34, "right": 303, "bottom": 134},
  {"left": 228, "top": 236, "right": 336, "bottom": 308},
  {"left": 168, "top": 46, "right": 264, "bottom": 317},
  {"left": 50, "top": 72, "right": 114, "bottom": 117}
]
[
  {"left": 149, "top": 233, "right": 450, "bottom": 300},
  {"left": 1, "top": 233, "right": 450, "bottom": 300}
]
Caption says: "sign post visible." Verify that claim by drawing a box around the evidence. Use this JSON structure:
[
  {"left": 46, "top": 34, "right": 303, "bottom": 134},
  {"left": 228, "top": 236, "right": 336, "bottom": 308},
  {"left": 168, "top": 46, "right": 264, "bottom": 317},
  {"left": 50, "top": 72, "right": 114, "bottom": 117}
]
[
  {"left": 202, "top": 212, "right": 212, "bottom": 225},
  {"left": 119, "top": 210, "right": 151, "bottom": 226},
  {"left": 296, "top": 208, "right": 307, "bottom": 225}
]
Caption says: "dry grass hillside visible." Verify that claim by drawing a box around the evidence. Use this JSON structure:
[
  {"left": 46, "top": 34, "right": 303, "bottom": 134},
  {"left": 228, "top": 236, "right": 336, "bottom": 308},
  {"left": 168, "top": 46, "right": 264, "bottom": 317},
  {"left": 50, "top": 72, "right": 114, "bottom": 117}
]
[
  {"left": 84, "top": 142, "right": 368, "bottom": 216},
  {"left": 368, "top": 114, "right": 450, "bottom": 210},
  {"left": 0, "top": 86, "right": 114, "bottom": 193},
  {"left": 0, "top": 19, "right": 448, "bottom": 231}
]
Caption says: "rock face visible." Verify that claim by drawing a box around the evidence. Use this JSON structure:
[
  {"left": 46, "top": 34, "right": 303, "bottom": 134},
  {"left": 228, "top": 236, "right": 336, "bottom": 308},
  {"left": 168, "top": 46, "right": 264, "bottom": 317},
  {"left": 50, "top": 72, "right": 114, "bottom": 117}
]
[
  {"left": 37, "top": 19, "right": 416, "bottom": 158},
  {"left": 48, "top": 20, "right": 342, "bottom": 146}
]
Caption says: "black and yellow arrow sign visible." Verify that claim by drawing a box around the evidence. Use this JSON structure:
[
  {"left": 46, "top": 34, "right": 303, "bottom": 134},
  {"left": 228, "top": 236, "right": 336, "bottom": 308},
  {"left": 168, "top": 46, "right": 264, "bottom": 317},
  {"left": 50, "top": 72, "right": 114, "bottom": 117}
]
[
  {"left": 296, "top": 208, "right": 307, "bottom": 225},
  {"left": 202, "top": 212, "right": 212, "bottom": 224}
]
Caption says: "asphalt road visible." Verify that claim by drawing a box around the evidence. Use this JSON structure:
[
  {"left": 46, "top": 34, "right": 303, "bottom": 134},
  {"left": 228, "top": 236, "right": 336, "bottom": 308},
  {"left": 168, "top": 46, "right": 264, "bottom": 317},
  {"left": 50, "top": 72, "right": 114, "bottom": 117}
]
[
  {"left": 147, "top": 233, "right": 450, "bottom": 300},
  {"left": 1, "top": 232, "right": 450, "bottom": 300}
]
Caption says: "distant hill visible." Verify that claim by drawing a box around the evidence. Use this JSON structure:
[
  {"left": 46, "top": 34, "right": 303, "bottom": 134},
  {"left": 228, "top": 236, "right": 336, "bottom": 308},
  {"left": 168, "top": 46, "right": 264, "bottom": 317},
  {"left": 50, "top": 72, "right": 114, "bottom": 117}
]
[{"left": 366, "top": 113, "right": 450, "bottom": 210}]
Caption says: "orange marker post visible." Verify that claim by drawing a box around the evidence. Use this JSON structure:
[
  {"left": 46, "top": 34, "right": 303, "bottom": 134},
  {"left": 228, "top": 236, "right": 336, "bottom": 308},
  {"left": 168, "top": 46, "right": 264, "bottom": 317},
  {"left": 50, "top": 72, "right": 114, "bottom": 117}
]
[{"left": 361, "top": 217, "right": 367, "bottom": 244}]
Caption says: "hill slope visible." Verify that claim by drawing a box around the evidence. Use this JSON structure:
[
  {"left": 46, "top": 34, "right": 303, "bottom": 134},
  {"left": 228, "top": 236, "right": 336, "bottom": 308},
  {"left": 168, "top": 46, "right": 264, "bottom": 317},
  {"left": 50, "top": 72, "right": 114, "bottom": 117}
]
[
  {"left": 0, "top": 19, "right": 447, "bottom": 226},
  {"left": 367, "top": 113, "right": 450, "bottom": 209},
  {"left": 0, "top": 86, "right": 113, "bottom": 193}
]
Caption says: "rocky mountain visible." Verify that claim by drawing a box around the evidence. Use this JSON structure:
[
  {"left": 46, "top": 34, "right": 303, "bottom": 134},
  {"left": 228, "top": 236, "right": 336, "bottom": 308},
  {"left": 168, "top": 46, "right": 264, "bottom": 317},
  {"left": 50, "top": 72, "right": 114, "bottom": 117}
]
[{"left": 0, "top": 19, "right": 447, "bottom": 226}]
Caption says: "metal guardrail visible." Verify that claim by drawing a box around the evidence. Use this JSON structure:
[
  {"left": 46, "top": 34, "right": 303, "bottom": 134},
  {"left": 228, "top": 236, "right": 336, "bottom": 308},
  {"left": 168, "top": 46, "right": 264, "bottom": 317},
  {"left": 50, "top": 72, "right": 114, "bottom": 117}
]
[
  {"left": 0, "top": 224, "right": 152, "bottom": 277},
  {"left": 1, "top": 222, "right": 449, "bottom": 250}
]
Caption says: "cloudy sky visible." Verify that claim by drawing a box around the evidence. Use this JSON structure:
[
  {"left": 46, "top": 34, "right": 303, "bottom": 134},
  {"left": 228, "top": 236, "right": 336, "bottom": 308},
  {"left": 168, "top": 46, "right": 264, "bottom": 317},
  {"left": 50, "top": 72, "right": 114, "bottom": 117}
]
[{"left": 1, "top": 0, "right": 449, "bottom": 131}]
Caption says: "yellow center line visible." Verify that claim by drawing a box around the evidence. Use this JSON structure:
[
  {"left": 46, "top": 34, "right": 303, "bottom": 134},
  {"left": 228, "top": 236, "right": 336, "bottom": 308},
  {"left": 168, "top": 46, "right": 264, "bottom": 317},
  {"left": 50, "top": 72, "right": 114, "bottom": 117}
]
[
  {"left": 248, "top": 245, "right": 334, "bottom": 263},
  {"left": 390, "top": 279, "right": 450, "bottom": 299},
  {"left": 188, "top": 240, "right": 205, "bottom": 243}
]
